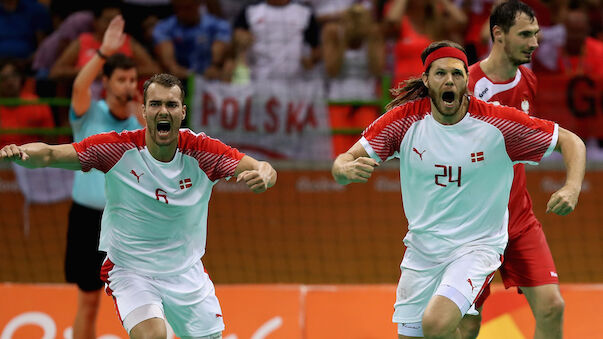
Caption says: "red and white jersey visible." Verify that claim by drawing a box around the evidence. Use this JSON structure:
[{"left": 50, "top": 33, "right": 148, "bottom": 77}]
[
  {"left": 360, "top": 97, "right": 557, "bottom": 266},
  {"left": 72, "top": 128, "right": 244, "bottom": 276},
  {"left": 468, "top": 62, "right": 539, "bottom": 237}
]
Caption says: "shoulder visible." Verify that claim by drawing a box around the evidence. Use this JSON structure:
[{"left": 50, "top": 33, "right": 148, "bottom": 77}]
[
  {"left": 468, "top": 97, "right": 543, "bottom": 127},
  {"left": 88, "top": 129, "right": 145, "bottom": 146},
  {"left": 367, "top": 97, "right": 430, "bottom": 130},
  {"left": 518, "top": 65, "right": 537, "bottom": 85},
  {"left": 177, "top": 129, "right": 227, "bottom": 153}
]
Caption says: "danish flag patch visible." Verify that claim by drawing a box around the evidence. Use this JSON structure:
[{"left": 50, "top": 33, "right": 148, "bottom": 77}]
[
  {"left": 471, "top": 152, "right": 485, "bottom": 162},
  {"left": 179, "top": 178, "right": 192, "bottom": 189}
]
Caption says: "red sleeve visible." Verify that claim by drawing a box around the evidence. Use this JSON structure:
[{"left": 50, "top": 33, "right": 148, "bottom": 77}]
[
  {"left": 72, "top": 130, "right": 141, "bottom": 173},
  {"left": 470, "top": 99, "right": 557, "bottom": 163},
  {"left": 362, "top": 98, "right": 429, "bottom": 162},
  {"left": 179, "top": 130, "right": 245, "bottom": 181}
]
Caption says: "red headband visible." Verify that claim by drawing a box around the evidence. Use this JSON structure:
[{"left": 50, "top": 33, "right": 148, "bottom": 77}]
[{"left": 423, "top": 47, "right": 468, "bottom": 72}]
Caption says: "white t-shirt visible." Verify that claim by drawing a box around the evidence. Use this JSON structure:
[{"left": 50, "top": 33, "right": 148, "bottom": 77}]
[
  {"left": 360, "top": 97, "right": 558, "bottom": 268},
  {"left": 73, "top": 128, "right": 244, "bottom": 276}
]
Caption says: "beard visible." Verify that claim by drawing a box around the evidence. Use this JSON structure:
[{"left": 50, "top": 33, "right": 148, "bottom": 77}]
[
  {"left": 504, "top": 42, "right": 532, "bottom": 66},
  {"left": 428, "top": 86, "right": 467, "bottom": 117}
]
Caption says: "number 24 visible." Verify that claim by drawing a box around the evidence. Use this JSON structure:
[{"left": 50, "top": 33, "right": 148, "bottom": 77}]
[{"left": 435, "top": 165, "right": 462, "bottom": 187}]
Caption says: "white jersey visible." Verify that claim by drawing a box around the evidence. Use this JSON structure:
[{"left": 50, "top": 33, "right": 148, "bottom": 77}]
[
  {"left": 73, "top": 128, "right": 244, "bottom": 276},
  {"left": 360, "top": 97, "right": 558, "bottom": 267}
]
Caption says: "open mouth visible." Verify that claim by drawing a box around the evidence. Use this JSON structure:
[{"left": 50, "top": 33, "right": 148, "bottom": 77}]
[
  {"left": 156, "top": 121, "right": 171, "bottom": 135},
  {"left": 442, "top": 91, "right": 455, "bottom": 104}
]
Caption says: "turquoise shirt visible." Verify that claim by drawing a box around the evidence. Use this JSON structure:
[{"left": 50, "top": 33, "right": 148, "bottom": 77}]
[{"left": 70, "top": 100, "right": 142, "bottom": 210}]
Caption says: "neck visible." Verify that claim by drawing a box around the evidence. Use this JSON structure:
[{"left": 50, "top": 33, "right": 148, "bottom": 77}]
[
  {"left": 431, "top": 95, "right": 469, "bottom": 125},
  {"left": 480, "top": 46, "right": 518, "bottom": 81},
  {"left": 145, "top": 131, "right": 178, "bottom": 162},
  {"left": 106, "top": 96, "right": 129, "bottom": 120}
]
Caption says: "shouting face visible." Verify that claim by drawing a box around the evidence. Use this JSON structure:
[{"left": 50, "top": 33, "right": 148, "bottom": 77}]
[
  {"left": 143, "top": 83, "right": 186, "bottom": 148},
  {"left": 423, "top": 57, "right": 468, "bottom": 123}
]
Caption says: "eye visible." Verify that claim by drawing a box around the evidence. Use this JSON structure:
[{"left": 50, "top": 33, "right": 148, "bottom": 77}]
[
  {"left": 149, "top": 102, "right": 160, "bottom": 107},
  {"left": 167, "top": 102, "right": 178, "bottom": 108},
  {"left": 435, "top": 71, "right": 445, "bottom": 76}
]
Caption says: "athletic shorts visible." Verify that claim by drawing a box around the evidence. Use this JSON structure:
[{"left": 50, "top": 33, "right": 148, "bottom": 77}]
[
  {"left": 393, "top": 248, "right": 502, "bottom": 324},
  {"left": 65, "top": 202, "right": 105, "bottom": 291},
  {"left": 100, "top": 258, "right": 225, "bottom": 337},
  {"left": 475, "top": 220, "right": 559, "bottom": 308}
]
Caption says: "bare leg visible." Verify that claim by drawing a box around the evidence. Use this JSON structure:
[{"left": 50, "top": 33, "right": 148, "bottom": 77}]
[
  {"left": 521, "top": 284, "right": 564, "bottom": 339},
  {"left": 72, "top": 288, "right": 102, "bottom": 339},
  {"left": 458, "top": 307, "right": 482, "bottom": 339},
  {"left": 422, "top": 295, "right": 462, "bottom": 339},
  {"left": 129, "top": 317, "right": 167, "bottom": 339}
]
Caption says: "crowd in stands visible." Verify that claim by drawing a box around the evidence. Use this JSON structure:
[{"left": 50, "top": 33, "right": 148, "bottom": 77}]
[{"left": 1, "top": 0, "right": 603, "bottom": 155}]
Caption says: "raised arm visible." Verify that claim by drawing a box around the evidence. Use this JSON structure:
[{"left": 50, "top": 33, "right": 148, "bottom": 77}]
[
  {"left": 546, "top": 127, "right": 586, "bottom": 215},
  {"left": 0, "top": 143, "right": 81, "bottom": 170},
  {"left": 234, "top": 155, "right": 277, "bottom": 193},
  {"left": 331, "top": 141, "right": 379, "bottom": 185},
  {"left": 71, "top": 15, "right": 127, "bottom": 116}
]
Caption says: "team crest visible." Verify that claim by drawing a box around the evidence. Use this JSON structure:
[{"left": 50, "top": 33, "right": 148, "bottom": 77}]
[{"left": 521, "top": 99, "right": 530, "bottom": 113}]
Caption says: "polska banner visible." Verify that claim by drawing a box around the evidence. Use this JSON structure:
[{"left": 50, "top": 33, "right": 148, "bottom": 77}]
[
  {"left": 190, "top": 77, "right": 333, "bottom": 160},
  {"left": 534, "top": 74, "right": 603, "bottom": 138}
]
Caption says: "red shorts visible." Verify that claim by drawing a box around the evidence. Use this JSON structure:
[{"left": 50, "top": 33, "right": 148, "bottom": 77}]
[{"left": 475, "top": 218, "right": 558, "bottom": 308}]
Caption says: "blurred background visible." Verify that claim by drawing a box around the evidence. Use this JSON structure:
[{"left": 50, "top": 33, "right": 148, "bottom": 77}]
[{"left": 0, "top": 0, "right": 602, "bottom": 338}]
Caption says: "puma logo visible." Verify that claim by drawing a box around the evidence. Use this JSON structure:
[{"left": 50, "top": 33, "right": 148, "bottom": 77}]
[
  {"left": 413, "top": 147, "right": 426, "bottom": 160},
  {"left": 130, "top": 170, "right": 143, "bottom": 183},
  {"left": 467, "top": 278, "right": 475, "bottom": 292}
]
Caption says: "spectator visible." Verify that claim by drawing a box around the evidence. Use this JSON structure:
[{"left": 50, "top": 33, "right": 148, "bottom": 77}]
[
  {"left": 454, "top": 0, "right": 497, "bottom": 64},
  {"left": 49, "top": 1, "right": 160, "bottom": 81},
  {"left": 535, "top": 7, "right": 603, "bottom": 77},
  {"left": 32, "top": 11, "right": 94, "bottom": 78},
  {"left": 152, "top": 0, "right": 232, "bottom": 80},
  {"left": 0, "top": 59, "right": 54, "bottom": 148},
  {"left": 384, "top": 0, "right": 467, "bottom": 88},
  {"left": 233, "top": 0, "right": 321, "bottom": 81},
  {"left": 303, "top": 0, "right": 374, "bottom": 24},
  {"left": 0, "top": 0, "right": 52, "bottom": 61},
  {"left": 322, "top": 3, "right": 385, "bottom": 156}
]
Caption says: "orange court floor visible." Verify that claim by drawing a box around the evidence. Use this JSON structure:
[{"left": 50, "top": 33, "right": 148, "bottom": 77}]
[{"left": 1, "top": 283, "right": 602, "bottom": 339}]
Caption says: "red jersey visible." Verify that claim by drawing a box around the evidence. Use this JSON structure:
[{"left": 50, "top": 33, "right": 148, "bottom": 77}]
[
  {"left": 468, "top": 62, "right": 540, "bottom": 238},
  {"left": 76, "top": 33, "right": 133, "bottom": 68}
]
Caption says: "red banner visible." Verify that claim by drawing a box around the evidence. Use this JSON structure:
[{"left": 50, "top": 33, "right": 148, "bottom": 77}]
[{"left": 534, "top": 75, "right": 603, "bottom": 138}]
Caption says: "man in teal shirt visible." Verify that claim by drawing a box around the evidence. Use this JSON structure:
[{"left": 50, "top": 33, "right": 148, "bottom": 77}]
[{"left": 65, "top": 15, "right": 143, "bottom": 339}]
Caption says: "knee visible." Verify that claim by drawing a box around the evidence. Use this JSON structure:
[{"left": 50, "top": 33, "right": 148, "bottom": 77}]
[
  {"left": 422, "top": 314, "right": 457, "bottom": 339},
  {"left": 535, "top": 295, "right": 565, "bottom": 324},
  {"left": 459, "top": 314, "right": 481, "bottom": 339}
]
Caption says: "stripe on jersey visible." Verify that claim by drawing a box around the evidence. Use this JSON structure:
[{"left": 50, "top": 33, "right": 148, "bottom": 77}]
[
  {"left": 473, "top": 69, "right": 522, "bottom": 102},
  {"left": 73, "top": 130, "right": 142, "bottom": 173},
  {"left": 472, "top": 114, "right": 554, "bottom": 163},
  {"left": 178, "top": 129, "right": 244, "bottom": 181},
  {"left": 362, "top": 98, "right": 430, "bottom": 161}
]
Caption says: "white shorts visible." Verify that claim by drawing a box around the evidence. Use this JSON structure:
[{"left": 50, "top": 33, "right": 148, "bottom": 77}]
[
  {"left": 101, "top": 258, "right": 225, "bottom": 337},
  {"left": 392, "top": 248, "right": 501, "bottom": 325}
]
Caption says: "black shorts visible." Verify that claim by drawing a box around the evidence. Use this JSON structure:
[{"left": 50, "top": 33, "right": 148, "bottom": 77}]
[{"left": 65, "top": 202, "right": 106, "bottom": 291}]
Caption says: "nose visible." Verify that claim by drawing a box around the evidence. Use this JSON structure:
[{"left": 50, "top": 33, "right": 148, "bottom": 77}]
[
  {"left": 444, "top": 73, "right": 454, "bottom": 86},
  {"left": 529, "top": 35, "right": 539, "bottom": 49}
]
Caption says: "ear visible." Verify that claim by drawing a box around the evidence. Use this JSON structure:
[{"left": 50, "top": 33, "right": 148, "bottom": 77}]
[
  {"left": 492, "top": 25, "right": 504, "bottom": 43},
  {"left": 141, "top": 103, "right": 146, "bottom": 120},
  {"left": 422, "top": 73, "right": 429, "bottom": 88},
  {"left": 182, "top": 104, "right": 187, "bottom": 120}
]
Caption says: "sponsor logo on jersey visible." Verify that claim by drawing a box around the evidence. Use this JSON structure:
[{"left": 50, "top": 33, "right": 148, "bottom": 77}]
[
  {"left": 412, "top": 147, "right": 426, "bottom": 160},
  {"left": 470, "top": 152, "right": 484, "bottom": 162},
  {"left": 478, "top": 87, "right": 488, "bottom": 98},
  {"left": 179, "top": 178, "right": 192, "bottom": 189},
  {"left": 467, "top": 278, "right": 475, "bottom": 292},
  {"left": 130, "top": 169, "right": 143, "bottom": 183}
]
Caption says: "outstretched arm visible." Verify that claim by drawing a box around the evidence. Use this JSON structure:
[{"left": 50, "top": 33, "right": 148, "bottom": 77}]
[
  {"left": 546, "top": 127, "right": 586, "bottom": 215},
  {"left": 234, "top": 155, "right": 277, "bottom": 193},
  {"left": 331, "top": 141, "right": 379, "bottom": 185},
  {"left": 0, "top": 143, "right": 81, "bottom": 170}
]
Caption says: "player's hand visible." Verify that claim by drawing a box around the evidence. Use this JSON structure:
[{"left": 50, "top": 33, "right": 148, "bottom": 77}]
[
  {"left": 0, "top": 144, "right": 29, "bottom": 162},
  {"left": 339, "top": 156, "right": 379, "bottom": 183},
  {"left": 546, "top": 184, "right": 580, "bottom": 215},
  {"left": 237, "top": 170, "right": 269, "bottom": 193},
  {"left": 100, "top": 15, "right": 127, "bottom": 56}
]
